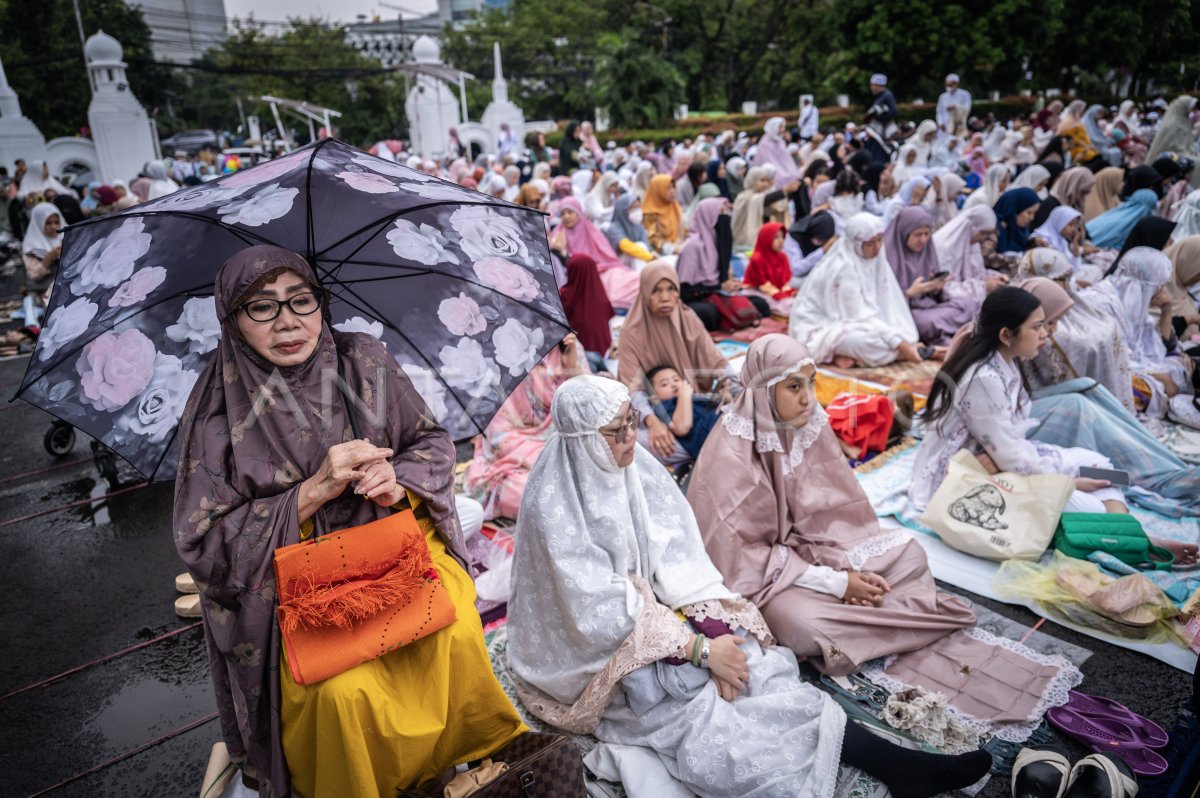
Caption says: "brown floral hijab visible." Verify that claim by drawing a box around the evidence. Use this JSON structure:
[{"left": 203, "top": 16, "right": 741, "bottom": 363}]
[{"left": 172, "top": 245, "right": 464, "bottom": 796}]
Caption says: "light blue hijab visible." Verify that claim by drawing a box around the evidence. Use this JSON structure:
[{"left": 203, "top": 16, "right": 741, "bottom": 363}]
[{"left": 1085, "top": 189, "right": 1159, "bottom": 249}]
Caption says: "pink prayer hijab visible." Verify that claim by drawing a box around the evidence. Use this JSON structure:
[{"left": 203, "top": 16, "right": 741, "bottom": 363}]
[
  {"left": 675, "top": 196, "right": 725, "bottom": 285},
  {"left": 752, "top": 117, "right": 801, "bottom": 188},
  {"left": 687, "top": 334, "right": 884, "bottom": 607},
  {"left": 556, "top": 197, "right": 624, "bottom": 272}
]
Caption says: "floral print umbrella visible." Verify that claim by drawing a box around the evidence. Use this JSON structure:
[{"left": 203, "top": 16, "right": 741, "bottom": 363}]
[{"left": 15, "top": 139, "right": 568, "bottom": 481}]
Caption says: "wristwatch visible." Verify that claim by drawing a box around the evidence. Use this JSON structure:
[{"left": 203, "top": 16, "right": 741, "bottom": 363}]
[{"left": 700, "top": 639, "right": 711, "bottom": 668}]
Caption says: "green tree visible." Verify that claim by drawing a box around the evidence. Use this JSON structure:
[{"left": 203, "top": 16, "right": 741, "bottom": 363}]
[
  {"left": 0, "top": 0, "right": 180, "bottom": 139},
  {"left": 592, "top": 31, "right": 685, "bottom": 128},
  {"left": 441, "top": 0, "right": 609, "bottom": 121}
]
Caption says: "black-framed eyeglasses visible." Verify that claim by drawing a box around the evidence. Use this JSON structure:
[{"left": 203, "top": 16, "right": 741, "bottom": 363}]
[
  {"left": 600, "top": 409, "right": 640, "bottom": 444},
  {"left": 238, "top": 291, "right": 325, "bottom": 323}
]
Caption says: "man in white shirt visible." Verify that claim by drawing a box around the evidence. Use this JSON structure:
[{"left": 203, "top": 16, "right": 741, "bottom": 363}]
[
  {"left": 936, "top": 73, "right": 972, "bottom": 139},
  {"left": 798, "top": 95, "right": 819, "bottom": 141}
]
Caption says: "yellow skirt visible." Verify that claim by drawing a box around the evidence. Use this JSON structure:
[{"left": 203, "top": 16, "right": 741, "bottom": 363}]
[{"left": 280, "top": 509, "right": 527, "bottom": 798}]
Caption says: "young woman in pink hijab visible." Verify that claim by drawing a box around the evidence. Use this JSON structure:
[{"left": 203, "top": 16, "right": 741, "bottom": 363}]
[
  {"left": 550, "top": 197, "right": 640, "bottom": 309},
  {"left": 688, "top": 334, "right": 1082, "bottom": 741}
]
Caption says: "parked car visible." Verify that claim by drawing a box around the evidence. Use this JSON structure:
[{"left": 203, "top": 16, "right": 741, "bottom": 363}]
[{"left": 160, "top": 129, "right": 220, "bottom": 154}]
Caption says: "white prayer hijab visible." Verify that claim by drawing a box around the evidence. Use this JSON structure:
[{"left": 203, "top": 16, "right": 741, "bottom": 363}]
[
  {"left": 1172, "top": 190, "right": 1200, "bottom": 239},
  {"left": 22, "top": 202, "right": 65, "bottom": 257},
  {"left": 508, "top": 376, "right": 735, "bottom": 704},
  {"left": 1087, "top": 247, "right": 1174, "bottom": 373},
  {"left": 1031, "top": 206, "right": 1083, "bottom": 266},
  {"left": 788, "top": 213, "right": 918, "bottom": 362}
]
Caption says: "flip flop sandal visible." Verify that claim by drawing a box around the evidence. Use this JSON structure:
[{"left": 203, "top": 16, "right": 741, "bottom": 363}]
[
  {"left": 174, "top": 594, "right": 203, "bottom": 618},
  {"left": 1066, "top": 691, "right": 1169, "bottom": 748},
  {"left": 1048, "top": 707, "right": 1167, "bottom": 777},
  {"left": 1064, "top": 752, "right": 1139, "bottom": 798},
  {"left": 1012, "top": 745, "right": 1071, "bottom": 798},
  {"left": 1047, "top": 705, "right": 1140, "bottom": 750},
  {"left": 846, "top": 673, "right": 889, "bottom": 711},
  {"left": 175, "top": 572, "right": 199, "bottom": 594}
]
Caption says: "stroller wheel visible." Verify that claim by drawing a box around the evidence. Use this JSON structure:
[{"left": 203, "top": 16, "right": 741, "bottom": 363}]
[
  {"left": 91, "top": 441, "right": 120, "bottom": 490},
  {"left": 43, "top": 423, "right": 75, "bottom": 457}
]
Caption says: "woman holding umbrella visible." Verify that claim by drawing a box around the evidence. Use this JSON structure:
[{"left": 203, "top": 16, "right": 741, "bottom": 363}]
[{"left": 173, "top": 246, "right": 525, "bottom": 797}]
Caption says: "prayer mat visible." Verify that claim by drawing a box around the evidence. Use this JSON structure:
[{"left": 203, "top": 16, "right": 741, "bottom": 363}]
[
  {"left": 821, "top": 360, "right": 941, "bottom": 398},
  {"left": 853, "top": 443, "right": 1199, "bottom": 671}
]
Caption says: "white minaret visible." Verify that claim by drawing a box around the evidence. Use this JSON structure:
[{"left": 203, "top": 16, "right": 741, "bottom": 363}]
[
  {"left": 404, "top": 35, "right": 462, "bottom": 159},
  {"left": 480, "top": 42, "right": 525, "bottom": 156},
  {"left": 85, "top": 30, "right": 157, "bottom": 183},
  {"left": 0, "top": 53, "right": 48, "bottom": 174}
]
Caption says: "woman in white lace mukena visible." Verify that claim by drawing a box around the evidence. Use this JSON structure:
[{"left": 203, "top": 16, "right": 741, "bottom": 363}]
[
  {"left": 506, "top": 375, "right": 992, "bottom": 798},
  {"left": 687, "top": 335, "right": 1081, "bottom": 744}
]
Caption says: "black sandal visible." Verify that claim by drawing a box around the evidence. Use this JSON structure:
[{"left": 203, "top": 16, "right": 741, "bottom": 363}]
[{"left": 1012, "top": 745, "right": 1071, "bottom": 798}]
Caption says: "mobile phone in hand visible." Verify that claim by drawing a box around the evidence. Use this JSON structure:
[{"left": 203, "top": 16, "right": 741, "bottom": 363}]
[
  {"left": 930, "top": 270, "right": 950, "bottom": 281},
  {"left": 1077, "top": 466, "right": 1131, "bottom": 487}
]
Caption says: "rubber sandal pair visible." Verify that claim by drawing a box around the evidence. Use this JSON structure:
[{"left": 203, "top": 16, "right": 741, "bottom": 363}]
[
  {"left": 1045, "top": 690, "right": 1169, "bottom": 777},
  {"left": 174, "top": 572, "right": 202, "bottom": 618},
  {"left": 1012, "top": 746, "right": 1138, "bottom": 798}
]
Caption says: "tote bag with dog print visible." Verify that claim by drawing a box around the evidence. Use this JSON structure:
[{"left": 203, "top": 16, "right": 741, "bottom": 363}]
[{"left": 919, "top": 450, "right": 1075, "bottom": 561}]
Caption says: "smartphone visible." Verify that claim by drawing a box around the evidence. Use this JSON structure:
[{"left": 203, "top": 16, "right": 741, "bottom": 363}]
[
  {"left": 1077, "top": 466, "right": 1131, "bottom": 487},
  {"left": 930, "top": 270, "right": 950, "bottom": 281}
]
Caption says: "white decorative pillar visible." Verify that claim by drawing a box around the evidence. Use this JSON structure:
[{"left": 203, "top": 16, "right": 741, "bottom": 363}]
[{"left": 84, "top": 30, "right": 157, "bottom": 184}]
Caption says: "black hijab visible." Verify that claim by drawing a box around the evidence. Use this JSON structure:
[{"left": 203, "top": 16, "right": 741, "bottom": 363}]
[
  {"left": 1107, "top": 216, "right": 1177, "bottom": 275},
  {"left": 790, "top": 211, "right": 837, "bottom": 256},
  {"left": 1121, "top": 165, "right": 1164, "bottom": 200}
]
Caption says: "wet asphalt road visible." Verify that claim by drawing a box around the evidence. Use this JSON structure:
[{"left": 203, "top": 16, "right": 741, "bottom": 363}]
[{"left": 0, "top": 287, "right": 1191, "bottom": 797}]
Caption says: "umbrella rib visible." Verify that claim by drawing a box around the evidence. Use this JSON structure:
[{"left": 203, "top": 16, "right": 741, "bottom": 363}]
[{"left": 305, "top": 140, "right": 335, "bottom": 262}]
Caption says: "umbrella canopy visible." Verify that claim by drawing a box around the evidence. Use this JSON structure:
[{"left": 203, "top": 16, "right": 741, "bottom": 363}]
[{"left": 16, "top": 138, "right": 567, "bottom": 482}]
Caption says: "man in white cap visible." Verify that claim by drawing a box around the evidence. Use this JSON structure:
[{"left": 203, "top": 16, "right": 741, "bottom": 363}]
[
  {"left": 864, "top": 73, "right": 897, "bottom": 163},
  {"left": 937, "top": 73, "right": 972, "bottom": 138}
]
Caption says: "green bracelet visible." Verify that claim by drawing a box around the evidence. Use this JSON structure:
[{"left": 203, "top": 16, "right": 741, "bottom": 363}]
[{"left": 691, "top": 635, "right": 703, "bottom": 667}]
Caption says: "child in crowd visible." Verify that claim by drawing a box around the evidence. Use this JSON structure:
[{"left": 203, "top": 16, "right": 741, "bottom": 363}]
[{"left": 647, "top": 364, "right": 719, "bottom": 458}]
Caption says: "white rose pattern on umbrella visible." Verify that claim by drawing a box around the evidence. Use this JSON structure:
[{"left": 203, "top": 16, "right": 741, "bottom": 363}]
[
  {"left": 387, "top": 219, "right": 458, "bottom": 265},
  {"left": 166, "top": 297, "right": 221, "bottom": 354},
  {"left": 491, "top": 318, "right": 544, "bottom": 377},
  {"left": 333, "top": 316, "right": 385, "bottom": 340},
  {"left": 450, "top": 206, "right": 531, "bottom": 263},
  {"left": 136, "top": 184, "right": 247, "bottom": 213},
  {"left": 75, "top": 328, "right": 157, "bottom": 412},
  {"left": 397, "top": 181, "right": 478, "bottom": 202},
  {"left": 38, "top": 297, "right": 99, "bottom": 361},
  {"left": 69, "top": 217, "right": 153, "bottom": 296},
  {"left": 217, "top": 183, "right": 299, "bottom": 227},
  {"left": 114, "top": 352, "right": 200, "bottom": 443},
  {"left": 108, "top": 267, "right": 168, "bottom": 308},
  {"left": 337, "top": 171, "right": 400, "bottom": 194},
  {"left": 351, "top": 155, "right": 433, "bottom": 182},
  {"left": 399, "top": 361, "right": 449, "bottom": 423},
  {"left": 438, "top": 337, "right": 500, "bottom": 399}
]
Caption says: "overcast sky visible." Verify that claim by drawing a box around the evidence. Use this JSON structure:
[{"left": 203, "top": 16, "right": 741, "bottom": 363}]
[{"left": 222, "top": 0, "right": 438, "bottom": 25}]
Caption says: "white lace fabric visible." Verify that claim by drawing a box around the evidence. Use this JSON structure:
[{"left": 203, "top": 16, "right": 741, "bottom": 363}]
[{"left": 721, "top": 405, "right": 829, "bottom": 475}]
